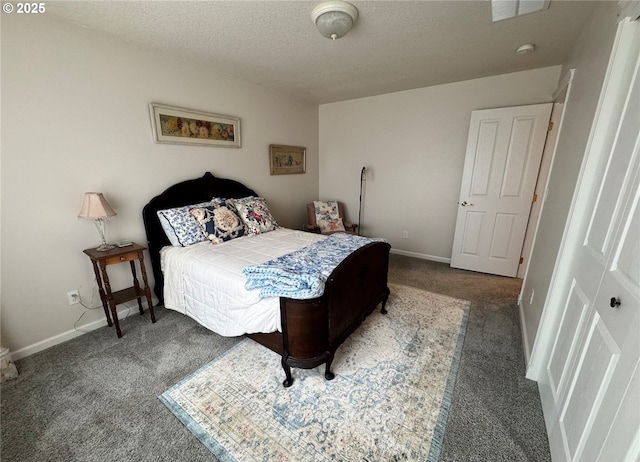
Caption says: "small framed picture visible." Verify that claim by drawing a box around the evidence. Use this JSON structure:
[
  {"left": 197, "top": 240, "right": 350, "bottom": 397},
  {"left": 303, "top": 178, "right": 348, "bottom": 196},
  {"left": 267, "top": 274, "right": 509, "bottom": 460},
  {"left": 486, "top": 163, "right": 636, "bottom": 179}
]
[
  {"left": 269, "top": 145, "right": 306, "bottom": 175},
  {"left": 149, "top": 103, "right": 241, "bottom": 148}
]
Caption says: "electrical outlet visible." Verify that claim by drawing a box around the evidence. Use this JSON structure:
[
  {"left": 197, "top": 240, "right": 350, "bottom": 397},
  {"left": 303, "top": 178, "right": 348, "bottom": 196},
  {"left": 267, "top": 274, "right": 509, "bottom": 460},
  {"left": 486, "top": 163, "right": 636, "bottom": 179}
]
[
  {"left": 402, "top": 231, "right": 408, "bottom": 239},
  {"left": 67, "top": 290, "right": 80, "bottom": 305}
]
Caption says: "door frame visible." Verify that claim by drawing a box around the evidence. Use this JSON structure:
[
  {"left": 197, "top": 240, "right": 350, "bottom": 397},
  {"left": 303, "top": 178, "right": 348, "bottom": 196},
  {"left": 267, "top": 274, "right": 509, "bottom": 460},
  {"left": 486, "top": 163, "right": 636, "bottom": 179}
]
[
  {"left": 517, "top": 71, "right": 573, "bottom": 362},
  {"left": 517, "top": 70, "right": 574, "bottom": 280},
  {"left": 517, "top": 102, "right": 563, "bottom": 279}
]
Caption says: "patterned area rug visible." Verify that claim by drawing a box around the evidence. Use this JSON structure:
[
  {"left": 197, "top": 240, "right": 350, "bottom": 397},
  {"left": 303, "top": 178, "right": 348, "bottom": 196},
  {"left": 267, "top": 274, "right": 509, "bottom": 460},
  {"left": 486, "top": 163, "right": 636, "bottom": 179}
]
[{"left": 160, "top": 283, "right": 470, "bottom": 461}]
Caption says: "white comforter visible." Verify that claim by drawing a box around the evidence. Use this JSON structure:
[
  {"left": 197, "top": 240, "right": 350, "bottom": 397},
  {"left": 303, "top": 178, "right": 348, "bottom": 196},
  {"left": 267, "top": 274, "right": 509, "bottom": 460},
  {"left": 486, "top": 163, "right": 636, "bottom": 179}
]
[{"left": 161, "top": 228, "right": 326, "bottom": 336}]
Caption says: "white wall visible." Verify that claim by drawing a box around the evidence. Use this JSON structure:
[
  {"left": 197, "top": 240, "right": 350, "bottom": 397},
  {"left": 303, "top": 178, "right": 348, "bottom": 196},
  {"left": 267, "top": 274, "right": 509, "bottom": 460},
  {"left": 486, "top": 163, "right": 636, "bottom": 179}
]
[
  {"left": 319, "top": 66, "right": 561, "bottom": 260},
  {"left": 520, "top": 1, "right": 619, "bottom": 362},
  {"left": 1, "top": 14, "right": 319, "bottom": 355}
]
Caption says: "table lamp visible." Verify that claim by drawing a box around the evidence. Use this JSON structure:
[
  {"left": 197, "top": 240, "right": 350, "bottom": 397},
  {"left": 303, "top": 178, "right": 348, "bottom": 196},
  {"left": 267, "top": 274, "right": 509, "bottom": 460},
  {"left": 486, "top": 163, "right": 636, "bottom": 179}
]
[{"left": 78, "top": 192, "right": 117, "bottom": 251}]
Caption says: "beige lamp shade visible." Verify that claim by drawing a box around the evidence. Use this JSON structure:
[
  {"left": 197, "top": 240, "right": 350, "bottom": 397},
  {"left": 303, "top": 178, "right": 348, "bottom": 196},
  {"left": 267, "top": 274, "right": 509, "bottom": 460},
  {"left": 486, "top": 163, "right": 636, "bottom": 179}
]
[{"left": 78, "top": 192, "right": 117, "bottom": 219}]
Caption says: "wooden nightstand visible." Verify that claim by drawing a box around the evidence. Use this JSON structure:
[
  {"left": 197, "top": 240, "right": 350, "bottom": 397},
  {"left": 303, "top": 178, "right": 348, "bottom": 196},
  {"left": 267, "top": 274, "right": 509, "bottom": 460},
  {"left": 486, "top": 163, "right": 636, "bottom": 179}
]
[{"left": 83, "top": 243, "right": 156, "bottom": 338}]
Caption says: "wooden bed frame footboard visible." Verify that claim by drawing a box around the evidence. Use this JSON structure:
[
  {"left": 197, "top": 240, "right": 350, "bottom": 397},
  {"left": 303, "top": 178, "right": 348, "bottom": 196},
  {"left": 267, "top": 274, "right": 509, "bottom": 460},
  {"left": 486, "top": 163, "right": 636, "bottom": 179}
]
[
  {"left": 248, "top": 240, "right": 391, "bottom": 387},
  {"left": 143, "top": 172, "right": 391, "bottom": 388}
]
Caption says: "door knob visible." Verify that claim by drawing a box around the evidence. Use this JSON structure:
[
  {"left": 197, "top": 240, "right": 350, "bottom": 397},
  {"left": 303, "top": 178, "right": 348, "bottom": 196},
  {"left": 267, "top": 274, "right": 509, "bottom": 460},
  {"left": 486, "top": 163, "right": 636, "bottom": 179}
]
[
  {"left": 610, "top": 297, "right": 621, "bottom": 308},
  {"left": 459, "top": 201, "right": 474, "bottom": 207}
]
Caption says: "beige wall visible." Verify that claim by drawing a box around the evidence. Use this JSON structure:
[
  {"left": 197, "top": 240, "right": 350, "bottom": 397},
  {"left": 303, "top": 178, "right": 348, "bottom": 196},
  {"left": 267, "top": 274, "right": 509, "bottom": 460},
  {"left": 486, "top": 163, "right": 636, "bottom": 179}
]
[
  {"left": 520, "top": 1, "right": 619, "bottom": 360},
  {"left": 1, "top": 14, "right": 319, "bottom": 355},
  {"left": 318, "top": 66, "right": 561, "bottom": 260}
]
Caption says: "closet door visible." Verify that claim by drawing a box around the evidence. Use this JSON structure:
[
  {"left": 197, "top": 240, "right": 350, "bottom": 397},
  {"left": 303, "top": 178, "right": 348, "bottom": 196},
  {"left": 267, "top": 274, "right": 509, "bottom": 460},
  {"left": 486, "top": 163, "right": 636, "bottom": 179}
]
[
  {"left": 543, "top": 19, "right": 640, "bottom": 462},
  {"left": 584, "top": 162, "right": 640, "bottom": 461}
]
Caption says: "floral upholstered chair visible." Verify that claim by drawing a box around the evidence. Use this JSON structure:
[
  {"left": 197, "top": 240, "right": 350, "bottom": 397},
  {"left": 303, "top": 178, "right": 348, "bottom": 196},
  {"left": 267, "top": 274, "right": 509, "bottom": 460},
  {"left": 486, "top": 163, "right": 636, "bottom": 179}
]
[{"left": 304, "top": 200, "right": 358, "bottom": 235}]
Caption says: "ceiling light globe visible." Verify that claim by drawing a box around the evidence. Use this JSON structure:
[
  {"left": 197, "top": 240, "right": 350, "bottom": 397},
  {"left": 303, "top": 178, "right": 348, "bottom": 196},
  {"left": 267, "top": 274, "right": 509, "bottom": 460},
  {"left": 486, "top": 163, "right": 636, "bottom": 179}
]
[
  {"left": 316, "top": 11, "right": 353, "bottom": 40},
  {"left": 311, "top": 0, "right": 358, "bottom": 40},
  {"left": 516, "top": 43, "right": 536, "bottom": 55}
]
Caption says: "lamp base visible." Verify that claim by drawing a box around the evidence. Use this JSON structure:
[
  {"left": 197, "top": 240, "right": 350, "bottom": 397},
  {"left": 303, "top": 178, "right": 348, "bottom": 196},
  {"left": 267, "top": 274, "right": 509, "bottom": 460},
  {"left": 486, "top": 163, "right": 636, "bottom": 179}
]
[{"left": 94, "top": 219, "right": 114, "bottom": 251}]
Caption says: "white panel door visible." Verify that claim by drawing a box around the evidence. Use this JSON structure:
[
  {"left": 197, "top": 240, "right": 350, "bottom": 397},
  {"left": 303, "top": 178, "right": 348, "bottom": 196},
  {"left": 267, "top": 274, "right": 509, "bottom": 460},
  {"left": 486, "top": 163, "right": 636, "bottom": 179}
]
[
  {"left": 451, "top": 103, "right": 552, "bottom": 277},
  {"left": 544, "top": 19, "right": 640, "bottom": 461},
  {"left": 584, "top": 168, "right": 640, "bottom": 461},
  {"left": 550, "top": 136, "right": 639, "bottom": 462}
]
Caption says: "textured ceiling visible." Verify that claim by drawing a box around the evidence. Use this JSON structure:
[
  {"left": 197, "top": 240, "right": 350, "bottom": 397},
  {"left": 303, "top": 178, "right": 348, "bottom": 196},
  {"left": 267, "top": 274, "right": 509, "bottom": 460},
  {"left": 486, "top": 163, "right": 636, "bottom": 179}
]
[{"left": 47, "top": 1, "right": 598, "bottom": 104}]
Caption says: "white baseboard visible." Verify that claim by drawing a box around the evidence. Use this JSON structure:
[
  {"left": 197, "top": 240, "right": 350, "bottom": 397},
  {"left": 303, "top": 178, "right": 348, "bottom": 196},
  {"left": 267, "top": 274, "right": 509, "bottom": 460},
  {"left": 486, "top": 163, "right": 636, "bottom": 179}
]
[
  {"left": 10, "top": 304, "right": 139, "bottom": 361},
  {"left": 390, "top": 248, "right": 451, "bottom": 264},
  {"left": 518, "top": 300, "right": 532, "bottom": 370}
]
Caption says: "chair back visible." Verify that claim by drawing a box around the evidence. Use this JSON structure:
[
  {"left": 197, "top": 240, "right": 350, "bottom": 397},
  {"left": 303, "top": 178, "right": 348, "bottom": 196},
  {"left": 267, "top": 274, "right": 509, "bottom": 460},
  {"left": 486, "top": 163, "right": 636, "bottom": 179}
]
[
  {"left": 307, "top": 202, "right": 318, "bottom": 227},
  {"left": 307, "top": 201, "right": 348, "bottom": 225},
  {"left": 306, "top": 201, "right": 355, "bottom": 235}
]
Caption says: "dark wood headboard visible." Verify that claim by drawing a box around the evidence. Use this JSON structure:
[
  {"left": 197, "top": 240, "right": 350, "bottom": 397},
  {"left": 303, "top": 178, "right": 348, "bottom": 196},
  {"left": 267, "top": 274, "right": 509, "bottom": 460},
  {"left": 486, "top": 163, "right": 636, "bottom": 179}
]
[{"left": 142, "top": 172, "right": 257, "bottom": 302}]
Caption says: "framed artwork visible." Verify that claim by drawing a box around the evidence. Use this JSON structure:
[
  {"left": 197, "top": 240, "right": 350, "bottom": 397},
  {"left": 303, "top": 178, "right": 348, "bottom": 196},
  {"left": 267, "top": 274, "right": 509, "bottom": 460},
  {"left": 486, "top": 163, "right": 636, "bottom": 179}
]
[
  {"left": 149, "top": 103, "right": 241, "bottom": 148},
  {"left": 269, "top": 145, "right": 306, "bottom": 175}
]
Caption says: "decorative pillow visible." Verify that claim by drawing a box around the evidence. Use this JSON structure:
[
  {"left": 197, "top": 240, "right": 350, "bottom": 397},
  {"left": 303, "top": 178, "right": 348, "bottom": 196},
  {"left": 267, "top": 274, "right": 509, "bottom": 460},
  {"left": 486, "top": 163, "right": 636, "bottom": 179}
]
[
  {"left": 228, "top": 196, "right": 279, "bottom": 235},
  {"left": 317, "top": 217, "right": 346, "bottom": 234},
  {"left": 189, "top": 201, "right": 245, "bottom": 244},
  {"left": 313, "top": 200, "right": 345, "bottom": 233},
  {"left": 157, "top": 200, "right": 216, "bottom": 246},
  {"left": 158, "top": 213, "right": 183, "bottom": 246}
]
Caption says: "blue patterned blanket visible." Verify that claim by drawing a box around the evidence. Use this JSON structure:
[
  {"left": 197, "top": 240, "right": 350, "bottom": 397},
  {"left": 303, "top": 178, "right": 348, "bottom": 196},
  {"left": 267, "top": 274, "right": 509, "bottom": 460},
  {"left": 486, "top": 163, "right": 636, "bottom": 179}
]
[{"left": 242, "top": 233, "right": 386, "bottom": 299}]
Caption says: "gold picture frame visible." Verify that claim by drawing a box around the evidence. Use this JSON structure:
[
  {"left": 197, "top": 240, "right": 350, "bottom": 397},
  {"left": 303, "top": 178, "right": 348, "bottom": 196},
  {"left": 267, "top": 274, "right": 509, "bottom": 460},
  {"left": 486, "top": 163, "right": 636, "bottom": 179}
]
[
  {"left": 149, "top": 102, "right": 241, "bottom": 148},
  {"left": 269, "top": 145, "right": 306, "bottom": 175}
]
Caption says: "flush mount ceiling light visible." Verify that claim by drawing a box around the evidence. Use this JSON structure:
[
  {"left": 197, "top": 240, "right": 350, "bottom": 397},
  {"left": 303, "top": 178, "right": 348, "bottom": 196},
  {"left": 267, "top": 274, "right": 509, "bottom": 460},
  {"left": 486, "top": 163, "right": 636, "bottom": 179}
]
[
  {"left": 311, "top": 0, "right": 358, "bottom": 40},
  {"left": 516, "top": 43, "right": 536, "bottom": 55}
]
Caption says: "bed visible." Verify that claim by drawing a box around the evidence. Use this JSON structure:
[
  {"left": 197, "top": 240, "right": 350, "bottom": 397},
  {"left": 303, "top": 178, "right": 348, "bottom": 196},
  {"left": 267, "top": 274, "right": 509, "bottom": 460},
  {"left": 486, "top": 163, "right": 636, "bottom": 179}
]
[{"left": 142, "top": 172, "right": 390, "bottom": 387}]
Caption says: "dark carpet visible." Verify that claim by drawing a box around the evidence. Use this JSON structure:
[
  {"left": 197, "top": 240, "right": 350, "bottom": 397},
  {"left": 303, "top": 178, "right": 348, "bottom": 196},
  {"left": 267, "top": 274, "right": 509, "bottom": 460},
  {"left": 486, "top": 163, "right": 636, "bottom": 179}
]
[
  {"left": 388, "top": 255, "right": 550, "bottom": 461},
  {"left": 0, "top": 254, "right": 550, "bottom": 461}
]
